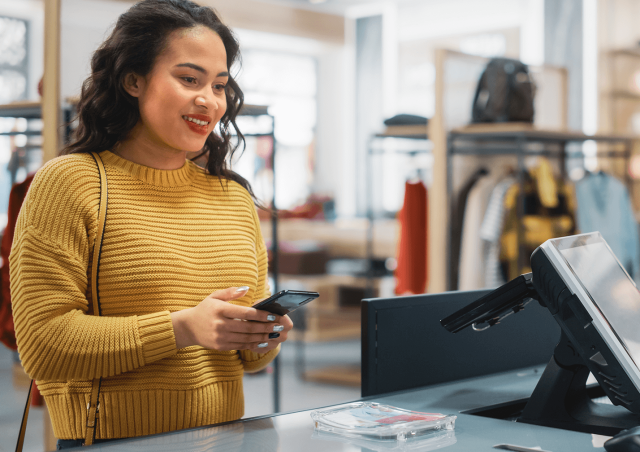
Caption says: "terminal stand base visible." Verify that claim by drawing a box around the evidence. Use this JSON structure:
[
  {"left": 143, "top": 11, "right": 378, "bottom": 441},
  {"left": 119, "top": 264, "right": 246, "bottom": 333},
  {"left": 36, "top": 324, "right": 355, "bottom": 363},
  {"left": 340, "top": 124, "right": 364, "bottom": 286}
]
[{"left": 518, "top": 332, "right": 640, "bottom": 436}]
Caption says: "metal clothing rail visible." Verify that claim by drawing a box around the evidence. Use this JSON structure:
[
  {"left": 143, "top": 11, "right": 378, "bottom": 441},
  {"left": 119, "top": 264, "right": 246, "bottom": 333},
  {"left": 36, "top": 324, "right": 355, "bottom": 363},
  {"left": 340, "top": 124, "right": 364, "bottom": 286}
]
[
  {"left": 446, "top": 127, "right": 635, "bottom": 291},
  {"left": 232, "top": 105, "right": 281, "bottom": 413}
]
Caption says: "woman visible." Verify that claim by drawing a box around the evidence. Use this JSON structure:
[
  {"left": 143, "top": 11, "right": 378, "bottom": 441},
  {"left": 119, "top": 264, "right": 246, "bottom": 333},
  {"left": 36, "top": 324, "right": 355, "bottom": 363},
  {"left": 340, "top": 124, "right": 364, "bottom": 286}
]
[{"left": 10, "top": 0, "right": 292, "bottom": 447}]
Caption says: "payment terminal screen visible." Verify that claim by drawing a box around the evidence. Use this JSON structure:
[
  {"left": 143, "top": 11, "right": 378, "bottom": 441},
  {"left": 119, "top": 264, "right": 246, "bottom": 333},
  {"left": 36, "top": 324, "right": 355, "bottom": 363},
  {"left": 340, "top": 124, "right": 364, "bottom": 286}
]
[{"left": 552, "top": 234, "right": 640, "bottom": 369}]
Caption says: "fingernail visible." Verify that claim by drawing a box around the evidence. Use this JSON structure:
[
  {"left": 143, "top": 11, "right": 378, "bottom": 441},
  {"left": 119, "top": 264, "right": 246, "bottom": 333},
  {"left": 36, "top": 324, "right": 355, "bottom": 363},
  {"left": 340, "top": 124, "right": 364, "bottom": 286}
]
[
  {"left": 269, "top": 333, "right": 280, "bottom": 339},
  {"left": 235, "top": 286, "right": 249, "bottom": 294},
  {"left": 257, "top": 342, "right": 268, "bottom": 348},
  {"left": 273, "top": 325, "right": 284, "bottom": 332},
  {"left": 267, "top": 315, "right": 276, "bottom": 322}
]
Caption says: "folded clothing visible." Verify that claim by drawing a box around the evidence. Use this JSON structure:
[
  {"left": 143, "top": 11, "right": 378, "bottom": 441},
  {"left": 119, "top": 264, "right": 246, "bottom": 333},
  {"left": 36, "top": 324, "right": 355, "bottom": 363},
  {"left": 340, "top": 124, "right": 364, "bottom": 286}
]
[{"left": 383, "top": 114, "right": 428, "bottom": 126}]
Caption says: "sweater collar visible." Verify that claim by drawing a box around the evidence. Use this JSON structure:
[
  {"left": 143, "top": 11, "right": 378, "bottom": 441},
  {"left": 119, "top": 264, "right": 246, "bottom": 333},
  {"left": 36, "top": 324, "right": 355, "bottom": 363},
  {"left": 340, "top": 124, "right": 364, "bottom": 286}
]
[{"left": 99, "top": 150, "right": 198, "bottom": 187}]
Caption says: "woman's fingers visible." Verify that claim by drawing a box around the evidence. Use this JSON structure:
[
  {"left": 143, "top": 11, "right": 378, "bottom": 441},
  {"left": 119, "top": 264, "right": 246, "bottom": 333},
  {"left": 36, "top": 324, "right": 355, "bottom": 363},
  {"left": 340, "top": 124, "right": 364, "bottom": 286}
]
[
  {"left": 222, "top": 304, "right": 279, "bottom": 323},
  {"left": 222, "top": 331, "right": 272, "bottom": 344},
  {"left": 248, "top": 341, "right": 280, "bottom": 353},
  {"left": 173, "top": 288, "right": 295, "bottom": 352},
  {"left": 280, "top": 314, "right": 294, "bottom": 331},
  {"left": 208, "top": 286, "right": 249, "bottom": 302},
  {"left": 224, "top": 318, "right": 285, "bottom": 334}
]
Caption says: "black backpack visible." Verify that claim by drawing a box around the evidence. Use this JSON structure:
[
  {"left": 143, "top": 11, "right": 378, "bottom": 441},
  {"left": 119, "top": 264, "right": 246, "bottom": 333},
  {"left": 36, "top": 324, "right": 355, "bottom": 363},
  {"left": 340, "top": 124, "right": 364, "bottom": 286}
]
[{"left": 471, "top": 58, "right": 535, "bottom": 123}]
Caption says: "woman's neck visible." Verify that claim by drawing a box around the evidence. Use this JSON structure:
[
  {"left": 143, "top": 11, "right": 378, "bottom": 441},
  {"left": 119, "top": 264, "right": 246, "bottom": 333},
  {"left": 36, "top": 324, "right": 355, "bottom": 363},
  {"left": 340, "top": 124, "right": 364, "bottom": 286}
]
[{"left": 114, "top": 123, "right": 187, "bottom": 170}]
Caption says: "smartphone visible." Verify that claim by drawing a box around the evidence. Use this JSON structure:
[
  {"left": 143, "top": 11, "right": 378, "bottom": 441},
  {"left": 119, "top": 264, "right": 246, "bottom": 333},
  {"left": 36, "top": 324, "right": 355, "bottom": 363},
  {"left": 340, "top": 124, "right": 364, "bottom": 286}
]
[{"left": 253, "top": 290, "right": 319, "bottom": 316}]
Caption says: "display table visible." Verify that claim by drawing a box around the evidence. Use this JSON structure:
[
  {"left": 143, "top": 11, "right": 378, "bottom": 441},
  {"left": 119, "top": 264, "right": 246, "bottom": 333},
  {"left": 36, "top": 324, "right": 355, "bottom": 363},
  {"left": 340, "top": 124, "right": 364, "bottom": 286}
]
[{"left": 78, "top": 365, "right": 607, "bottom": 451}]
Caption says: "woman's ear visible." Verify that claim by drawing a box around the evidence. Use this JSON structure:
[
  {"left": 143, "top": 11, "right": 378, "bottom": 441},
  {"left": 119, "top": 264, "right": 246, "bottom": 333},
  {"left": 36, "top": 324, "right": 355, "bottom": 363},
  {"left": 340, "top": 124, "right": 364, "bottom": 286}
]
[{"left": 122, "top": 72, "right": 143, "bottom": 98}]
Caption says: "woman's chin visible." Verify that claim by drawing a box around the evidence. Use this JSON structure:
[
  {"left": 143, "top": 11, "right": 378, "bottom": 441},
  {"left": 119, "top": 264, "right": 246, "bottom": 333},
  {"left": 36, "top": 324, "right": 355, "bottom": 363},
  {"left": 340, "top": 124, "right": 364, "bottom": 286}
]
[{"left": 173, "top": 141, "right": 208, "bottom": 154}]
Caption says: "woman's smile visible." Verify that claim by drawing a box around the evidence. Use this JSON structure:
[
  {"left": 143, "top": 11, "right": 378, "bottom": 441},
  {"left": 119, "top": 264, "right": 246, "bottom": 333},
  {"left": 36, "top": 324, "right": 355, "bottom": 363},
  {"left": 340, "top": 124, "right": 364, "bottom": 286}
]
[{"left": 182, "top": 114, "right": 212, "bottom": 135}]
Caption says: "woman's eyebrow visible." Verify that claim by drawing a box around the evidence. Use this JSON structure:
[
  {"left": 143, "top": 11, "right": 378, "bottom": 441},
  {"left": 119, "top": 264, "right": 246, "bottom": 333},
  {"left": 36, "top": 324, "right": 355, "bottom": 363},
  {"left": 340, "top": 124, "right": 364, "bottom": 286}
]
[
  {"left": 176, "top": 62, "right": 207, "bottom": 74},
  {"left": 175, "top": 63, "right": 228, "bottom": 77}
]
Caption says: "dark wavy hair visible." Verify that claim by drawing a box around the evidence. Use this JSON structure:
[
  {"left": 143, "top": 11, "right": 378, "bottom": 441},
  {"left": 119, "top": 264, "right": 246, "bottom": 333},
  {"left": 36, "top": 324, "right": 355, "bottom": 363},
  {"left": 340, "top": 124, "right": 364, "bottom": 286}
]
[{"left": 61, "top": 0, "right": 260, "bottom": 202}]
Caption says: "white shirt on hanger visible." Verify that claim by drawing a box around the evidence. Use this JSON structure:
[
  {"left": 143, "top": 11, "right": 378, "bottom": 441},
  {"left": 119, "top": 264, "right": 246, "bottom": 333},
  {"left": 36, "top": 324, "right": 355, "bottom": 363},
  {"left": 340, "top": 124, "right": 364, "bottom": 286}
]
[{"left": 458, "top": 169, "right": 509, "bottom": 290}]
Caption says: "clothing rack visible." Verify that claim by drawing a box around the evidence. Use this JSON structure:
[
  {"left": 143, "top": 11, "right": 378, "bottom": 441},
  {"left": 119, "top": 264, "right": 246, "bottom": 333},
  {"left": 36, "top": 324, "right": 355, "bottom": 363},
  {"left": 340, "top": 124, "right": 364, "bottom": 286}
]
[
  {"left": 365, "top": 125, "right": 431, "bottom": 297},
  {"left": 0, "top": 102, "right": 76, "bottom": 186},
  {"left": 234, "top": 105, "right": 282, "bottom": 413},
  {"left": 446, "top": 125, "right": 635, "bottom": 291}
]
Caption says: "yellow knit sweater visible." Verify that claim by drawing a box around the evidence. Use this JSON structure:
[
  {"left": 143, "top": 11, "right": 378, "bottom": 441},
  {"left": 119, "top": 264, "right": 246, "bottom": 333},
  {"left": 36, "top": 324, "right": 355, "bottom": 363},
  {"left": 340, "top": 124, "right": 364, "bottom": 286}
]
[{"left": 10, "top": 150, "right": 278, "bottom": 440}]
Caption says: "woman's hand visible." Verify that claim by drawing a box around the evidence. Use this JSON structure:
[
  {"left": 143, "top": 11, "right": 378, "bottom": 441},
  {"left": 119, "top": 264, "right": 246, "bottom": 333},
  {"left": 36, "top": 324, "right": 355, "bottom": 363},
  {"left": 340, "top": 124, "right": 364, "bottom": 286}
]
[
  {"left": 170, "top": 287, "right": 293, "bottom": 353},
  {"left": 251, "top": 299, "right": 294, "bottom": 354}
]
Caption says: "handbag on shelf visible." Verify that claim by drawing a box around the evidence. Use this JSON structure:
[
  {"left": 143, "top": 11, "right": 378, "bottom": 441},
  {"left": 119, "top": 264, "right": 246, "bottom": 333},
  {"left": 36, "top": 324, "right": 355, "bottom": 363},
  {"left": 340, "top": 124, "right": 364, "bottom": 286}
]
[
  {"left": 471, "top": 57, "right": 536, "bottom": 124},
  {"left": 16, "top": 151, "right": 108, "bottom": 451}
]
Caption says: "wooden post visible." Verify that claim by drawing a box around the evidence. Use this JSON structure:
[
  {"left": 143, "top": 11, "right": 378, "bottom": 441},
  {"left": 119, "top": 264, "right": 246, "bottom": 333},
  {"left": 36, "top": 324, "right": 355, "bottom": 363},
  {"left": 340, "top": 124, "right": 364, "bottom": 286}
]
[
  {"left": 428, "top": 48, "right": 447, "bottom": 294},
  {"left": 42, "top": 0, "right": 62, "bottom": 163},
  {"left": 39, "top": 0, "right": 62, "bottom": 446}
]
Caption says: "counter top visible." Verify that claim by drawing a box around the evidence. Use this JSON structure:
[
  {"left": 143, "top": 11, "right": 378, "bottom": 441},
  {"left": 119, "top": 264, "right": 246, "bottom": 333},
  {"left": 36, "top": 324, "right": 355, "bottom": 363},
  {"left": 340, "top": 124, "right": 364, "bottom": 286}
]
[{"left": 79, "top": 365, "right": 611, "bottom": 452}]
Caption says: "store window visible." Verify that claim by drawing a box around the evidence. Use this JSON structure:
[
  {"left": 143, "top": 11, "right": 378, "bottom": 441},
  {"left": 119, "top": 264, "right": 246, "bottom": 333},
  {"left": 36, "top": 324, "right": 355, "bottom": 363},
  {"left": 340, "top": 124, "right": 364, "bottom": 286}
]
[
  {"left": 0, "top": 16, "right": 28, "bottom": 104},
  {"left": 233, "top": 50, "right": 316, "bottom": 210},
  {"left": 0, "top": 16, "right": 30, "bottom": 231}
]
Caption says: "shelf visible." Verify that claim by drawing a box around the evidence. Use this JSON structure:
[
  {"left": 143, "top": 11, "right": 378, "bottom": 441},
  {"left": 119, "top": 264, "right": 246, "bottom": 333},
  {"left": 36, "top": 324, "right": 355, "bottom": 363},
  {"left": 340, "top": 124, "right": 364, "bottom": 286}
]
[
  {"left": 0, "top": 131, "right": 43, "bottom": 136},
  {"left": 609, "top": 91, "right": 640, "bottom": 100},
  {"left": 451, "top": 123, "right": 635, "bottom": 143},
  {"left": 290, "top": 306, "right": 361, "bottom": 342},
  {"left": 239, "top": 104, "right": 270, "bottom": 116},
  {"left": 368, "top": 148, "right": 430, "bottom": 155},
  {"left": 375, "top": 124, "right": 429, "bottom": 139},
  {"left": 302, "top": 365, "right": 360, "bottom": 387},
  {"left": 0, "top": 100, "right": 77, "bottom": 119},
  {"left": 0, "top": 101, "right": 42, "bottom": 119},
  {"left": 609, "top": 48, "right": 640, "bottom": 58}
]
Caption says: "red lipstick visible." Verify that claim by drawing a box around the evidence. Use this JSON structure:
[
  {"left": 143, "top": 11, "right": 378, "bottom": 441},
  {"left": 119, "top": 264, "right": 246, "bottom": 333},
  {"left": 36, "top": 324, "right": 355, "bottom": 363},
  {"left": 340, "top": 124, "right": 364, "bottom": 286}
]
[{"left": 182, "top": 114, "right": 212, "bottom": 136}]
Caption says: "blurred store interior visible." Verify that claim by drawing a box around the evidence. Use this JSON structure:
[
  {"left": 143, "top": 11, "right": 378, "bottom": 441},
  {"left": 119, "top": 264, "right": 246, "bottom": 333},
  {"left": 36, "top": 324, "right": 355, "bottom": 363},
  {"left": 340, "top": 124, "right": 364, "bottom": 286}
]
[{"left": 3, "top": 0, "right": 640, "bottom": 449}]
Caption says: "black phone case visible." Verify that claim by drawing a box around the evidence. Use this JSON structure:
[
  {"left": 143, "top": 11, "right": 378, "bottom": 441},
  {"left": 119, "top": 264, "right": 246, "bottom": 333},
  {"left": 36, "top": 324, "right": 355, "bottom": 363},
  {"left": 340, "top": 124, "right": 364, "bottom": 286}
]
[{"left": 253, "top": 290, "right": 319, "bottom": 316}]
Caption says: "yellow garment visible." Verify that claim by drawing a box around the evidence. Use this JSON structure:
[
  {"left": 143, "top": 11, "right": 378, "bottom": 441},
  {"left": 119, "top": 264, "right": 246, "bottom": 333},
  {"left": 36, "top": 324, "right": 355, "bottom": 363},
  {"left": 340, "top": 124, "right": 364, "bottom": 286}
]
[
  {"left": 529, "top": 158, "right": 558, "bottom": 208},
  {"left": 10, "top": 151, "right": 277, "bottom": 440},
  {"left": 499, "top": 160, "right": 576, "bottom": 280}
]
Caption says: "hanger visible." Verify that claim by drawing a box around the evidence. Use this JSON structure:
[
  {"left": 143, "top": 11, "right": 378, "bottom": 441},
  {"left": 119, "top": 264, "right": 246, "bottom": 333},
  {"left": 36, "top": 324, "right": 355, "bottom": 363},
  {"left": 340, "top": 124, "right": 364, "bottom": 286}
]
[{"left": 407, "top": 167, "right": 424, "bottom": 184}]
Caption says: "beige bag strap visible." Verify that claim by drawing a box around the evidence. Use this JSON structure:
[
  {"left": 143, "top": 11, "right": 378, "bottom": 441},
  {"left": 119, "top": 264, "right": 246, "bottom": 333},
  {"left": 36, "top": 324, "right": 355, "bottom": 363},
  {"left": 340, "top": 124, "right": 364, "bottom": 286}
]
[
  {"left": 15, "top": 381, "right": 34, "bottom": 452},
  {"left": 15, "top": 152, "right": 108, "bottom": 451},
  {"left": 84, "top": 151, "right": 108, "bottom": 446}
]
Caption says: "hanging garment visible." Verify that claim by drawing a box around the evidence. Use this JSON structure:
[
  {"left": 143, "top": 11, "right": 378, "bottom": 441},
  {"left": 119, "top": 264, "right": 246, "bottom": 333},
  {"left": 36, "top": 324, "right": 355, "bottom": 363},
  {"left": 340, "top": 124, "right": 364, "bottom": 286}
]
[
  {"left": 395, "top": 180, "right": 428, "bottom": 295},
  {"left": 478, "top": 176, "right": 516, "bottom": 288},
  {"left": 450, "top": 168, "right": 488, "bottom": 289},
  {"left": 459, "top": 171, "right": 510, "bottom": 290},
  {"left": 499, "top": 159, "right": 576, "bottom": 282},
  {"left": 0, "top": 175, "right": 43, "bottom": 407},
  {"left": 0, "top": 174, "right": 34, "bottom": 351},
  {"left": 575, "top": 172, "right": 640, "bottom": 281}
]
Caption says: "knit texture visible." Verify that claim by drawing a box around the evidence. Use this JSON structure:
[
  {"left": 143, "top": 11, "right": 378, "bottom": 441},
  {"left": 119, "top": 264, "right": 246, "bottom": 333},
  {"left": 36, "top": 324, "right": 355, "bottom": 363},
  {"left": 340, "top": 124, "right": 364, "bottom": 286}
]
[{"left": 10, "top": 151, "right": 277, "bottom": 439}]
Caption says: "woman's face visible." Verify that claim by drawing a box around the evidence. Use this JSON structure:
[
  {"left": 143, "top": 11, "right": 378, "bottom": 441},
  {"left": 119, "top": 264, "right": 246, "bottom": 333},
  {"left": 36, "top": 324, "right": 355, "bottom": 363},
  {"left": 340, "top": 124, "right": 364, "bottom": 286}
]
[{"left": 126, "top": 26, "right": 228, "bottom": 154}]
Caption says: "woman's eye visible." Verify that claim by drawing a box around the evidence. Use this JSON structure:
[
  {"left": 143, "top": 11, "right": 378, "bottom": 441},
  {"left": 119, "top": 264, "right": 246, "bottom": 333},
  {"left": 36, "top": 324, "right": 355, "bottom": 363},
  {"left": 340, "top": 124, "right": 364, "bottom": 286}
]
[
  {"left": 213, "top": 83, "right": 226, "bottom": 92},
  {"left": 182, "top": 76, "right": 197, "bottom": 84}
]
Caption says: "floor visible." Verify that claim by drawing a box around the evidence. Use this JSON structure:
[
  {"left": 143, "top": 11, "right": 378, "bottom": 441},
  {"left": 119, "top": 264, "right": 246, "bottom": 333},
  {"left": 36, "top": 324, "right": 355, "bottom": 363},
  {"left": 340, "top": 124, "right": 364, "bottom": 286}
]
[{"left": 0, "top": 340, "right": 361, "bottom": 452}]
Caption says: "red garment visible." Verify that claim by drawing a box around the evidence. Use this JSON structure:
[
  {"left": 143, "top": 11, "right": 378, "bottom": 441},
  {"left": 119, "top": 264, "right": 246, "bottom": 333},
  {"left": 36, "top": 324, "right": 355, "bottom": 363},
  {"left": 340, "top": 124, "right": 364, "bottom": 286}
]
[
  {"left": 0, "top": 174, "right": 34, "bottom": 350},
  {"left": 395, "top": 181, "right": 428, "bottom": 295},
  {"left": 0, "top": 174, "right": 42, "bottom": 406}
]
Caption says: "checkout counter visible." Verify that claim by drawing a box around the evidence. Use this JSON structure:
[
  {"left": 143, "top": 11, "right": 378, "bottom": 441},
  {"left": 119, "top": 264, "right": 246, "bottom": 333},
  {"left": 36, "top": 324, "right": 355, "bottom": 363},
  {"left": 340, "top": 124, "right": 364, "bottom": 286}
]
[
  {"left": 73, "top": 289, "right": 605, "bottom": 451},
  {"left": 76, "top": 233, "right": 640, "bottom": 451},
  {"left": 71, "top": 366, "right": 599, "bottom": 451}
]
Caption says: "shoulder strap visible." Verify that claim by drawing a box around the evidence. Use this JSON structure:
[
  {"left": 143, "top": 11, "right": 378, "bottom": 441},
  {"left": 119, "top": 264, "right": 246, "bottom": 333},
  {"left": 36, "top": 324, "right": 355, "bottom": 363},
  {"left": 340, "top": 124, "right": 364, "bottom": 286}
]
[
  {"left": 15, "top": 381, "right": 33, "bottom": 452},
  {"left": 15, "top": 152, "right": 109, "bottom": 451},
  {"left": 84, "top": 151, "right": 108, "bottom": 445},
  {"left": 89, "top": 151, "right": 108, "bottom": 316}
]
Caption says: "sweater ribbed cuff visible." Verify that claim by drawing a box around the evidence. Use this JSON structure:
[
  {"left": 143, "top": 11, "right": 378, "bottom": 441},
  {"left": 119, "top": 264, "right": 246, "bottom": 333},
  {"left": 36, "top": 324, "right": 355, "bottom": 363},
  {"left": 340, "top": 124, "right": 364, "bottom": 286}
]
[
  {"left": 137, "top": 311, "right": 177, "bottom": 364},
  {"left": 241, "top": 344, "right": 280, "bottom": 373}
]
